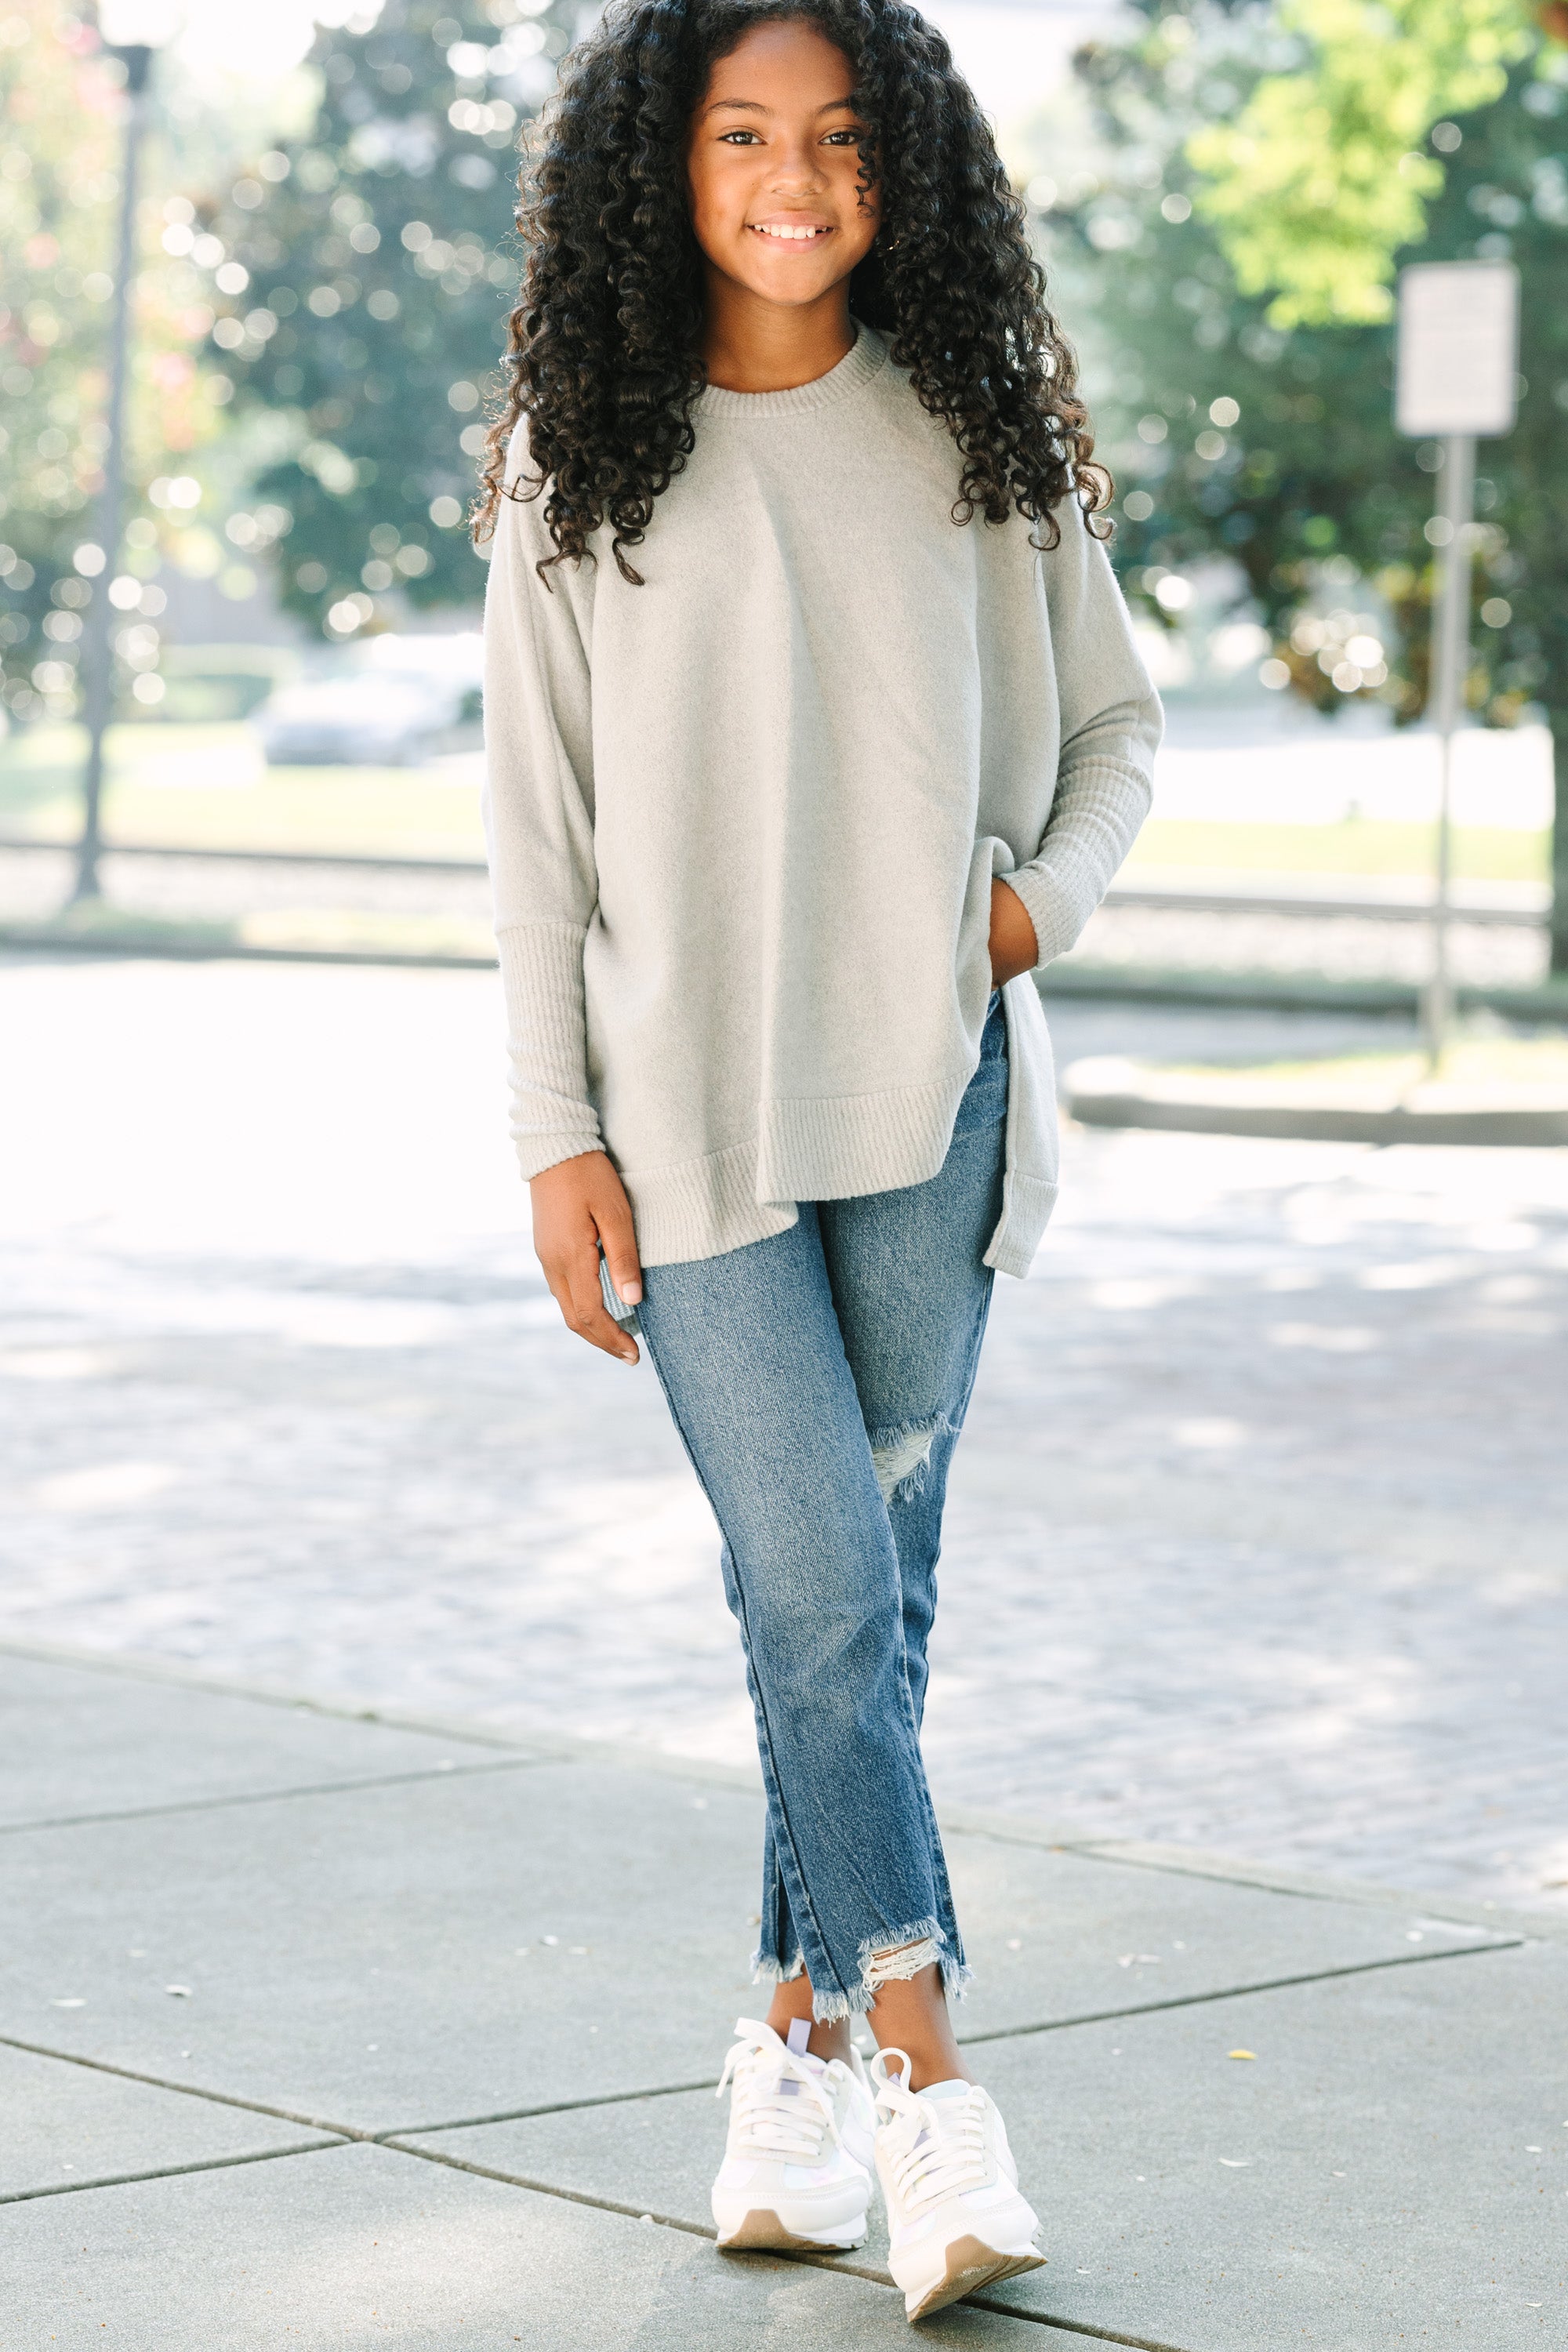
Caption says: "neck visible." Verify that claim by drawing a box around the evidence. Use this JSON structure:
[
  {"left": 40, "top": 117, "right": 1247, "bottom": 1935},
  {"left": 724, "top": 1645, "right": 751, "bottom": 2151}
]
[{"left": 700, "top": 274, "right": 856, "bottom": 394}]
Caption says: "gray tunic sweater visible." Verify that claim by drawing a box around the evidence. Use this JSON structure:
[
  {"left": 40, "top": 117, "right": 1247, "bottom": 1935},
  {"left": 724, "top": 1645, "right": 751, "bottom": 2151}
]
[{"left": 482, "top": 327, "right": 1160, "bottom": 1277}]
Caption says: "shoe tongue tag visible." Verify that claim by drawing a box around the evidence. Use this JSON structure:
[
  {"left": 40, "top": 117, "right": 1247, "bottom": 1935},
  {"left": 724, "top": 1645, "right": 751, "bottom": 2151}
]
[{"left": 786, "top": 2019, "right": 812, "bottom": 2056}]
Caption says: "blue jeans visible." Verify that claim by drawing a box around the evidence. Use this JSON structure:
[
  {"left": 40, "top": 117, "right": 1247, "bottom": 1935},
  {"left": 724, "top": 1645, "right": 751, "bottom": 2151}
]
[{"left": 637, "top": 997, "right": 1007, "bottom": 2021}]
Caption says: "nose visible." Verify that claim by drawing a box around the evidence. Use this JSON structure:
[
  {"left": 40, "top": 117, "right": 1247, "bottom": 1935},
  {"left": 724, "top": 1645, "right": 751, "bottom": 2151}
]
[{"left": 768, "top": 135, "right": 827, "bottom": 194}]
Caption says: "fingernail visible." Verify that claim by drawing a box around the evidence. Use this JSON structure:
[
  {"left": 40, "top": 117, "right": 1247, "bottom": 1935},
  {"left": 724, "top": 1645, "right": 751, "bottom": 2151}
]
[{"left": 618, "top": 1281, "right": 642, "bottom": 1305}]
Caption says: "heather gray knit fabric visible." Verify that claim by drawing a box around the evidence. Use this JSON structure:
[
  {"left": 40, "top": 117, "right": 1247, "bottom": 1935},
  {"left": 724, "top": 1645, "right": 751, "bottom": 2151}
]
[{"left": 482, "top": 326, "right": 1160, "bottom": 1276}]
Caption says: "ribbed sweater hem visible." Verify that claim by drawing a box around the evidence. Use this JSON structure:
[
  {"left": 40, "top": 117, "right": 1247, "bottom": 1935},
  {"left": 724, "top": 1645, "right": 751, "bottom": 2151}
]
[
  {"left": 622, "top": 1067, "right": 975, "bottom": 1269},
  {"left": 755, "top": 1069, "right": 971, "bottom": 1203},
  {"left": 620, "top": 1139, "right": 800, "bottom": 1269},
  {"left": 499, "top": 924, "right": 1065, "bottom": 1276},
  {"left": 623, "top": 1121, "right": 1059, "bottom": 1275}
]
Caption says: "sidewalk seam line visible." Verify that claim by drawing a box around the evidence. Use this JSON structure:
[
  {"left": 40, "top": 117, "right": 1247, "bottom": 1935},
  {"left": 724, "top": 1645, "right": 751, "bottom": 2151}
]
[
  {"left": 956, "top": 1936, "right": 1524, "bottom": 2049},
  {"left": 374, "top": 2077, "right": 722, "bottom": 2138},
  {"left": 966, "top": 2301, "right": 1199, "bottom": 2351},
  {"left": 0, "top": 1755, "right": 546, "bottom": 1839},
  {"left": 381, "top": 2136, "right": 717, "bottom": 2238},
  {"left": 0, "top": 1637, "right": 571, "bottom": 1760},
  {"left": 934, "top": 1817, "right": 1566, "bottom": 1943},
  {"left": 0, "top": 1638, "right": 757, "bottom": 1795},
  {"left": 0, "top": 2138, "right": 345, "bottom": 2207},
  {"left": 0, "top": 2035, "right": 370, "bottom": 2141},
  {"left": 7, "top": 1637, "right": 1563, "bottom": 1941},
  {"left": 378, "top": 2139, "right": 1192, "bottom": 2348},
  {"left": 1055, "top": 1837, "right": 1554, "bottom": 1929},
  {"left": 378, "top": 1936, "right": 1524, "bottom": 2139}
]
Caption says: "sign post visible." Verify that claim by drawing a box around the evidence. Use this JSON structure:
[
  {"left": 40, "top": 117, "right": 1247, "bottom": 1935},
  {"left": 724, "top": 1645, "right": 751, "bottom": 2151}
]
[{"left": 1394, "top": 261, "right": 1519, "bottom": 1068}]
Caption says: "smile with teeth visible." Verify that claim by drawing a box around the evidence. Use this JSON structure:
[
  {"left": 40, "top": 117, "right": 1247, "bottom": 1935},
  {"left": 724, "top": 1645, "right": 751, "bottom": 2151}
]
[{"left": 750, "top": 221, "right": 832, "bottom": 240}]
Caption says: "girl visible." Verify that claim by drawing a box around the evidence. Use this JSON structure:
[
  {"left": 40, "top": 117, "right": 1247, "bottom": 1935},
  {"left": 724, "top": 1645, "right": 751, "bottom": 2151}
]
[{"left": 477, "top": 0, "right": 1159, "bottom": 2320}]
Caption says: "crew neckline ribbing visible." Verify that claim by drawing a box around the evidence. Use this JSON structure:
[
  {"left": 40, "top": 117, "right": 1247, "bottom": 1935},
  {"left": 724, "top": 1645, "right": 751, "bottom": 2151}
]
[{"left": 693, "top": 324, "right": 887, "bottom": 419}]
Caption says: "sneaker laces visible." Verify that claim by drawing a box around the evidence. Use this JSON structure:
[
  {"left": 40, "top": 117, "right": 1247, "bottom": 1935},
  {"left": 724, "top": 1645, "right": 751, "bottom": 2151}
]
[
  {"left": 717, "top": 2020, "right": 845, "bottom": 2164},
  {"left": 871, "top": 2051, "right": 990, "bottom": 2210}
]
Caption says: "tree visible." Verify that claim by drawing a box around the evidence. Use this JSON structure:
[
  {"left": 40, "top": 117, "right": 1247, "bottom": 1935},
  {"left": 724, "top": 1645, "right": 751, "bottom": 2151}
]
[
  {"left": 202, "top": 0, "right": 575, "bottom": 643},
  {"left": 1189, "top": 0, "right": 1534, "bottom": 326},
  {"left": 0, "top": 4, "right": 230, "bottom": 724},
  {"left": 1055, "top": 4, "right": 1568, "bottom": 968}
]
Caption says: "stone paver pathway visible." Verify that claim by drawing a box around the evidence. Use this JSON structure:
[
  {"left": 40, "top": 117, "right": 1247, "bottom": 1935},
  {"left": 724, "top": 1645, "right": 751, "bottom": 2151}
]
[{"left": 3, "top": 956, "right": 1565, "bottom": 1914}]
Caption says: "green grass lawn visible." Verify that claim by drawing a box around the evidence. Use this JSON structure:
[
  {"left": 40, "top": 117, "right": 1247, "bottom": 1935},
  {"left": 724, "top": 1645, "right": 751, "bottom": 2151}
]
[
  {"left": 2, "top": 721, "right": 1551, "bottom": 884},
  {"left": 1125, "top": 818, "right": 1548, "bottom": 884},
  {"left": 0, "top": 722, "right": 485, "bottom": 862},
  {"left": 1167, "top": 1036, "right": 1568, "bottom": 1089}
]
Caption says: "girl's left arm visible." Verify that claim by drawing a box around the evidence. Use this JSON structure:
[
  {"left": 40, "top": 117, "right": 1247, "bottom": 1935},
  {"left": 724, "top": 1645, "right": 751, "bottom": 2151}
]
[{"left": 996, "top": 499, "right": 1163, "bottom": 971}]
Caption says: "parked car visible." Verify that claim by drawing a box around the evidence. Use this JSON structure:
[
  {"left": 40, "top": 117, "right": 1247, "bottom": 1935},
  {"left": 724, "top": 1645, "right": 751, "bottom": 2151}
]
[
  {"left": 256, "top": 670, "right": 468, "bottom": 766},
  {"left": 358, "top": 630, "right": 483, "bottom": 703}
]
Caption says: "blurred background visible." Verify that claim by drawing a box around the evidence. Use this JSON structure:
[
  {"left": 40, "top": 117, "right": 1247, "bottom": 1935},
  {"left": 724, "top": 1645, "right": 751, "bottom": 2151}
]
[
  {"left": 2, "top": 0, "right": 1566, "bottom": 982},
  {"left": 2, "top": 1, "right": 1566, "bottom": 1917}
]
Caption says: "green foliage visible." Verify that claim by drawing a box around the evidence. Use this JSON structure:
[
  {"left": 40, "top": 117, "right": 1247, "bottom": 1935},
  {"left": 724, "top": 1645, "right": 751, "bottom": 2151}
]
[
  {"left": 1064, "top": 13, "right": 1568, "bottom": 724},
  {"left": 204, "top": 0, "right": 573, "bottom": 641},
  {"left": 1189, "top": 0, "right": 1535, "bottom": 326},
  {"left": 0, "top": 5, "right": 229, "bottom": 721},
  {"left": 1060, "top": 2, "right": 1568, "bottom": 955}
]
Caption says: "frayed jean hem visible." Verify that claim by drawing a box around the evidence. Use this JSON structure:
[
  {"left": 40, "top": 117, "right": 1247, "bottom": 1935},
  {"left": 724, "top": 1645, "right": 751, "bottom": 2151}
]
[
  {"left": 753, "top": 1918, "right": 973, "bottom": 2024},
  {"left": 750, "top": 1948, "right": 806, "bottom": 1986}
]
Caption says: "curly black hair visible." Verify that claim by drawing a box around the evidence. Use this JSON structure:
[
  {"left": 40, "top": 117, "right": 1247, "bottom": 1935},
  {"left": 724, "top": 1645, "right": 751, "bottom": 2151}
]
[{"left": 474, "top": 0, "right": 1109, "bottom": 581}]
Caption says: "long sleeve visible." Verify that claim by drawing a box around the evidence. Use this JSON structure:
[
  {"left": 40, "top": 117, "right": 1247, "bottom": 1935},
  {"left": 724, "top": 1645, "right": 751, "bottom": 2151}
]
[
  {"left": 1002, "top": 500, "right": 1163, "bottom": 969},
  {"left": 471, "top": 335, "right": 1149, "bottom": 1276},
  {"left": 481, "top": 468, "right": 604, "bottom": 1180}
]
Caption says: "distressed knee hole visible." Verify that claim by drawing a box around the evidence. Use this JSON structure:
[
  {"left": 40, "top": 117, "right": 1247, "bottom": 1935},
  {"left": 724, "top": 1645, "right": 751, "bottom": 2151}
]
[{"left": 869, "top": 1417, "right": 944, "bottom": 1504}]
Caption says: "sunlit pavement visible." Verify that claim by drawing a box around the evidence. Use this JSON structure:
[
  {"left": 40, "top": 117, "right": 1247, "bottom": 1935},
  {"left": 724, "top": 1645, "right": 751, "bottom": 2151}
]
[{"left": 3, "top": 954, "right": 1566, "bottom": 1916}]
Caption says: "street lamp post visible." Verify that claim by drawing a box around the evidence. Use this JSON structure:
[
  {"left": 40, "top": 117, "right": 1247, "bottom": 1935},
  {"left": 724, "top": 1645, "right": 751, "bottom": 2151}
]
[{"left": 74, "top": 5, "right": 176, "bottom": 905}]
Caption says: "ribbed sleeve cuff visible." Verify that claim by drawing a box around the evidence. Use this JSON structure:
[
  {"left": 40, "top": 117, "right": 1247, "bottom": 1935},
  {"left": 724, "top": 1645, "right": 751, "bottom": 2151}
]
[
  {"left": 1007, "top": 757, "right": 1155, "bottom": 967},
  {"left": 495, "top": 920, "right": 603, "bottom": 1180},
  {"left": 1003, "top": 854, "right": 1097, "bottom": 970}
]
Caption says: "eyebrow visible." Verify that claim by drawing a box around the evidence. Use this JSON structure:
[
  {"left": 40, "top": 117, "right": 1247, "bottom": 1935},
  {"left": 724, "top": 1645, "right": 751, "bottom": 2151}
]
[{"left": 702, "top": 96, "right": 860, "bottom": 118}]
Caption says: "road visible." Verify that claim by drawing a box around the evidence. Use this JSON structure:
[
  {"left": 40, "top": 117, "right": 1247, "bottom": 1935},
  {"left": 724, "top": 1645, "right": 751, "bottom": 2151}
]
[{"left": 2, "top": 955, "right": 1564, "bottom": 1914}]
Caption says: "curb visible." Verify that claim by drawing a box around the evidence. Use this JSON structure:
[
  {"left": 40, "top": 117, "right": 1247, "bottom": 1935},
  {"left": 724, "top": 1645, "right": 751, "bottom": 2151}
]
[
  {"left": 1063, "top": 1058, "right": 1568, "bottom": 1147},
  {"left": 4, "top": 927, "right": 1568, "bottom": 1022},
  {"left": 0, "top": 926, "right": 498, "bottom": 971},
  {"left": 1038, "top": 961, "right": 1568, "bottom": 1023}
]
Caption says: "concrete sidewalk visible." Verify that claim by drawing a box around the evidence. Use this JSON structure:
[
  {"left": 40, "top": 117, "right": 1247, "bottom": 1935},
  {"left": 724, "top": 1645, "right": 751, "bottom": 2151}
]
[{"left": 4, "top": 1643, "right": 1563, "bottom": 2350}]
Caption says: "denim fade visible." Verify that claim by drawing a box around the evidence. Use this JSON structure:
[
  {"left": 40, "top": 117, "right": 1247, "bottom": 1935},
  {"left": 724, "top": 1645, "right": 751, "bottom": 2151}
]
[{"left": 637, "top": 996, "right": 1009, "bottom": 2021}]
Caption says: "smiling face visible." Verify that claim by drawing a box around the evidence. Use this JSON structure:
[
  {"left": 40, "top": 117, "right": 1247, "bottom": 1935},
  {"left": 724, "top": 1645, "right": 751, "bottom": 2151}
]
[{"left": 685, "top": 20, "right": 880, "bottom": 317}]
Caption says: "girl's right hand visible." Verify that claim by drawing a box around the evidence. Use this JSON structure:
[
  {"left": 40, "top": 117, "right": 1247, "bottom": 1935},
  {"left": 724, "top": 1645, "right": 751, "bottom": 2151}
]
[{"left": 528, "top": 1152, "right": 642, "bottom": 1365}]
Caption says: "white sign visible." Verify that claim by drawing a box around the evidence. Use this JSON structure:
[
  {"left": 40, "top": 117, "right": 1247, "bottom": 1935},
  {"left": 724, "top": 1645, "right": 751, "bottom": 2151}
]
[{"left": 1396, "top": 262, "right": 1519, "bottom": 437}]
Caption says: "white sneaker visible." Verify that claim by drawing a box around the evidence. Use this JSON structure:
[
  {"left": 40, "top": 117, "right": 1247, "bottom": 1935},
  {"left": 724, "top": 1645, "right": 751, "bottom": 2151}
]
[
  {"left": 870, "top": 2050, "right": 1045, "bottom": 2320},
  {"left": 711, "top": 2017, "right": 877, "bottom": 2251}
]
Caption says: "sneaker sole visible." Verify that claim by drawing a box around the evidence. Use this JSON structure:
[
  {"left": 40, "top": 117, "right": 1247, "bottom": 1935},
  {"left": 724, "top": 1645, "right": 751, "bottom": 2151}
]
[
  {"left": 716, "top": 2207, "right": 868, "bottom": 2252},
  {"left": 904, "top": 2237, "right": 1046, "bottom": 2321}
]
